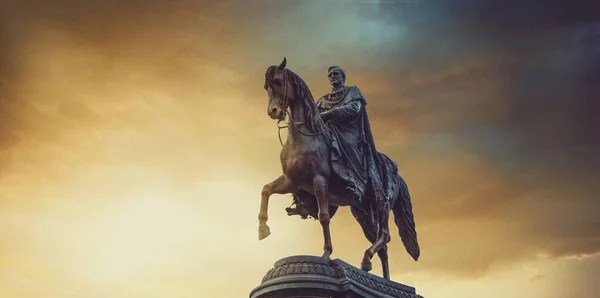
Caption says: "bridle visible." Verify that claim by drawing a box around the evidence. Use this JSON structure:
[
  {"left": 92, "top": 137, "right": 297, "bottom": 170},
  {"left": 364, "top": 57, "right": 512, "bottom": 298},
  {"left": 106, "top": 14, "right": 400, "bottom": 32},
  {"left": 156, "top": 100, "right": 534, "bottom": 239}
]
[{"left": 275, "top": 69, "right": 326, "bottom": 146}]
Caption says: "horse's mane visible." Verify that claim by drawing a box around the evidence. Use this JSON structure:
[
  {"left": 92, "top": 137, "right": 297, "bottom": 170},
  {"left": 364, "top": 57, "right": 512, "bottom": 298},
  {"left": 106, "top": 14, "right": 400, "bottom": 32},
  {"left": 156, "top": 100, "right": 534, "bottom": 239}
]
[
  {"left": 265, "top": 66, "right": 327, "bottom": 135},
  {"left": 287, "top": 69, "right": 327, "bottom": 135}
]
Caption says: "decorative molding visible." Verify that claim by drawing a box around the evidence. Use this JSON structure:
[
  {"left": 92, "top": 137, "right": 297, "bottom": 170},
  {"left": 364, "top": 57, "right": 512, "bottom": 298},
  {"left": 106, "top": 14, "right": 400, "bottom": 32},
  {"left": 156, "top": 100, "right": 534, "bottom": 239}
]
[{"left": 251, "top": 255, "right": 424, "bottom": 298}]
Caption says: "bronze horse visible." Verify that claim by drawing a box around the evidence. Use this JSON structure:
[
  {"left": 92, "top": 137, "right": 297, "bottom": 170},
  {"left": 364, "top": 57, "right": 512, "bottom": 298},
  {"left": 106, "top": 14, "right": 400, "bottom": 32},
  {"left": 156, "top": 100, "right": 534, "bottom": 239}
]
[{"left": 258, "top": 58, "right": 420, "bottom": 280}]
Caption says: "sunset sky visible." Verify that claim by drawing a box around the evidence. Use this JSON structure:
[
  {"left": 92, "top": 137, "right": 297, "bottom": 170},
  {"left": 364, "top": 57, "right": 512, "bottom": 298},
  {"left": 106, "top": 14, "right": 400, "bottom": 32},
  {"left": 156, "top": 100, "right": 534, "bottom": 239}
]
[{"left": 0, "top": 0, "right": 599, "bottom": 297}]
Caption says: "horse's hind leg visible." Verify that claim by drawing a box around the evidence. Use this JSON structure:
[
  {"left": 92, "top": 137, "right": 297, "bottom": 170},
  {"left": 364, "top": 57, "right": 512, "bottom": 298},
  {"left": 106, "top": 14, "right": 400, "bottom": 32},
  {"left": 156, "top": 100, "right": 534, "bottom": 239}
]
[
  {"left": 378, "top": 242, "right": 391, "bottom": 280},
  {"left": 376, "top": 212, "right": 392, "bottom": 280},
  {"left": 258, "top": 175, "right": 293, "bottom": 240},
  {"left": 350, "top": 206, "right": 377, "bottom": 272},
  {"left": 361, "top": 210, "right": 391, "bottom": 278}
]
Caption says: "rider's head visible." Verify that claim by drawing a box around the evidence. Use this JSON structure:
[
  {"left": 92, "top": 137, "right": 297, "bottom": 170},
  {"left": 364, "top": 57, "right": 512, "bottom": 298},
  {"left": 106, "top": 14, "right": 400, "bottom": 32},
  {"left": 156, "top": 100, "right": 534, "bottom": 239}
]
[{"left": 328, "top": 66, "right": 346, "bottom": 89}]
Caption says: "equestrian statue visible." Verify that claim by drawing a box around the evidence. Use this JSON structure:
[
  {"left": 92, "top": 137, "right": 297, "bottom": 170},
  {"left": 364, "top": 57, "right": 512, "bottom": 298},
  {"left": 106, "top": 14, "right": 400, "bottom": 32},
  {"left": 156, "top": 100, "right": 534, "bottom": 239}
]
[{"left": 257, "top": 57, "right": 420, "bottom": 280}]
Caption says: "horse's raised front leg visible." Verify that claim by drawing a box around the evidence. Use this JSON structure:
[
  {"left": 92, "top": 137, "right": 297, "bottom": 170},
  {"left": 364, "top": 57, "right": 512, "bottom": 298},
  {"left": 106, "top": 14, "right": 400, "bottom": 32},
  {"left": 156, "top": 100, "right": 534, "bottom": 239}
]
[
  {"left": 258, "top": 175, "right": 293, "bottom": 240},
  {"left": 313, "top": 175, "right": 332, "bottom": 259}
]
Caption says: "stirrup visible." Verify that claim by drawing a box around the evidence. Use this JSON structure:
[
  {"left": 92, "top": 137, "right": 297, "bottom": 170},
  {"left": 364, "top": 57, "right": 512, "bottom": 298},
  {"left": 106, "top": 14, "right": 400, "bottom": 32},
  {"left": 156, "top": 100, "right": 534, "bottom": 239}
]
[{"left": 285, "top": 206, "right": 309, "bottom": 219}]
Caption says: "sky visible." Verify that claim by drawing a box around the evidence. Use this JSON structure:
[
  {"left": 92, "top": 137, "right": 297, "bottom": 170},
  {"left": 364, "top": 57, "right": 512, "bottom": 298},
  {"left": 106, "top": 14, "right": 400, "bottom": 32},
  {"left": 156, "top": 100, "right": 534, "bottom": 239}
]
[{"left": 0, "top": 0, "right": 599, "bottom": 297}]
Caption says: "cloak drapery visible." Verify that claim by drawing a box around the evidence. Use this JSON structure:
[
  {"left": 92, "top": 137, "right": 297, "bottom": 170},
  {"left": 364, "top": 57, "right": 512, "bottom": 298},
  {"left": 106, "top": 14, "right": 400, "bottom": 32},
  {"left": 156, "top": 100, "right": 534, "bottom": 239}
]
[{"left": 315, "top": 85, "right": 399, "bottom": 213}]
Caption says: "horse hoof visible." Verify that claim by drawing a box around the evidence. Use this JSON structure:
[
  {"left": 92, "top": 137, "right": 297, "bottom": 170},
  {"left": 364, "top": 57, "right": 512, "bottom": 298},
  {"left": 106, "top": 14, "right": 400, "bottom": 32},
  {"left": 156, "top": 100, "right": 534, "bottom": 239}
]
[
  {"left": 258, "top": 225, "right": 271, "bottom": 240},
  {"left": 361, "top": 261, "right": 372, "bottom": 272}
]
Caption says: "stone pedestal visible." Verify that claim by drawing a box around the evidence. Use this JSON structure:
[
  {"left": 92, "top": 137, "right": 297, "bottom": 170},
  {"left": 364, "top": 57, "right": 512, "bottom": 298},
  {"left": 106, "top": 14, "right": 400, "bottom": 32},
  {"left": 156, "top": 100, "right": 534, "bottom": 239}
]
[{"left": 249, "top": 256, "right": 424, "bottom": 298}]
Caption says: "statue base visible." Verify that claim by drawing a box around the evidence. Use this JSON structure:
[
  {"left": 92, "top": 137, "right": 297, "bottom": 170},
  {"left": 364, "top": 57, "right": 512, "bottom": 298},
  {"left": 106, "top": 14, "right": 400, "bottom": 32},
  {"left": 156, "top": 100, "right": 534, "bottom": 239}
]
[{"left": 249, "top": 255, "right": 424, "bottom": 298}]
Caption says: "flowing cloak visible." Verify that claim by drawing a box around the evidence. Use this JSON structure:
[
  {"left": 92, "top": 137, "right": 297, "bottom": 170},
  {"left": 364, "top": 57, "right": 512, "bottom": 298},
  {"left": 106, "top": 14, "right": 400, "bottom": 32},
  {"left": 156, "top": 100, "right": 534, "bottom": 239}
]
[{"left": 313, "top": 85, "right": 399, "bottom": 213}]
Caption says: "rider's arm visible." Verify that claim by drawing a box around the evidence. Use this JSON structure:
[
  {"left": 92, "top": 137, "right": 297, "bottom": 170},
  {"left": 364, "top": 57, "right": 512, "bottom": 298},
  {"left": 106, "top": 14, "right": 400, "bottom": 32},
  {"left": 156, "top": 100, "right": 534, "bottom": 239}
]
[{"left": 320, "top": 100, "right": 362, "bottom": 122}]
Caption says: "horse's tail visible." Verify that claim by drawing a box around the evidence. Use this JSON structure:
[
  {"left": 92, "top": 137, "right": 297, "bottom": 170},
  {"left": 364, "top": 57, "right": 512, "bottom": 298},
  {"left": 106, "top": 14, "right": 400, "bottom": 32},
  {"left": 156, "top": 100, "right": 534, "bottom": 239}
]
[{"left": 392, "top": 176, "right": 420, "bottom": 261}]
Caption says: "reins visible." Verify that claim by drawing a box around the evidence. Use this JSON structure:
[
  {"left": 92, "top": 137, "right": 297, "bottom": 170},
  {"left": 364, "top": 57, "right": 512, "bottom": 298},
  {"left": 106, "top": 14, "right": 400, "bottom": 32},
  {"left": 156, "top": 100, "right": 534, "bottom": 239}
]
[{"left": 275, "top": 70, "right": 326, "bottom": 147}]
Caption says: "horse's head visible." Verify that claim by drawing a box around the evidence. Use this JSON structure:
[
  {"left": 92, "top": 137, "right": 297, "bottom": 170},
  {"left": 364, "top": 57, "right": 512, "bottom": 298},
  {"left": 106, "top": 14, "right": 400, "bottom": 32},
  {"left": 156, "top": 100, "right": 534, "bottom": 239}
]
[{"left": 264, "top": 57, "right": 295, "bottom": 121}]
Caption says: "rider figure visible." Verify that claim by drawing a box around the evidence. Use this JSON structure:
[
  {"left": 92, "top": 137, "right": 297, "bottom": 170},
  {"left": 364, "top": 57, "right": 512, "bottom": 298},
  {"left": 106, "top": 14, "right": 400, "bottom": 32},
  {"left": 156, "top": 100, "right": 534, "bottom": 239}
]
[
  {"left": 317, "top": 66, "right": 368, "bottom": 194},
  {"left": 286, "top": 65, "right": 396, "bottom": 218}
]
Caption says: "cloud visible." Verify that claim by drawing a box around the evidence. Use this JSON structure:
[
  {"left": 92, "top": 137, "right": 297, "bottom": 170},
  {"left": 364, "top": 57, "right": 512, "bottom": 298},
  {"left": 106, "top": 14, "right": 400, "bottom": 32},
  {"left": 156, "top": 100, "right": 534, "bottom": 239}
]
[{"left": 0, "top": 0, "right": 599, "bottom": 297}]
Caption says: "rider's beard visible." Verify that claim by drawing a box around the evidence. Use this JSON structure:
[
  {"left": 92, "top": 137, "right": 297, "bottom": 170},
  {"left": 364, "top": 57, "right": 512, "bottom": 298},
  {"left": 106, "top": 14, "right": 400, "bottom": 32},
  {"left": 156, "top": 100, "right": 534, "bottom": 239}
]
[{"left": 331, "top": 80, "right": 343, "bottom": 90}]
